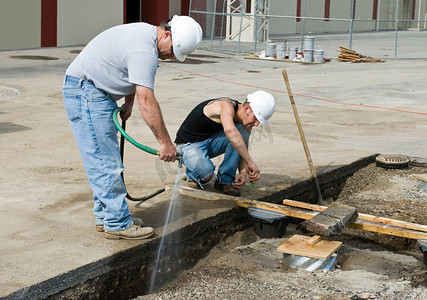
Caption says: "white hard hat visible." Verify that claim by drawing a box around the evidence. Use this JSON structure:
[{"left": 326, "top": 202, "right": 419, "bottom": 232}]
[
  {"left": 247, "top": 91, "right": 276, "bottom": 125},
  {"left": 168, "top": 15, "right": 203, "bottom": 62}
]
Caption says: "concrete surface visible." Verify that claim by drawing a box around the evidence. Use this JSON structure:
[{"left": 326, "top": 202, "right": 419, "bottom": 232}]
[{"left": 1, "top": 46, "right": 427, "bottom": 298}]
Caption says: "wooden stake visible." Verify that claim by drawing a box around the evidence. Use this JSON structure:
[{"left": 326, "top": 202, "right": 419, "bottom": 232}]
[{"left": 282, "top": 69, "right": 322, "bottom": 202}]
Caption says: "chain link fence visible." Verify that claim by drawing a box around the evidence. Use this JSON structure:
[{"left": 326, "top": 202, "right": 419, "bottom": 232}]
[{"left": 189, "top": 0, "right": 427, "bottom": 59}]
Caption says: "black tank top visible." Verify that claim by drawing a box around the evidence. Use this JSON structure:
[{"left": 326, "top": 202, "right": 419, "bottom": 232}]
[{"left": 175, "top": 98, "right": 239, "bottom": 144}]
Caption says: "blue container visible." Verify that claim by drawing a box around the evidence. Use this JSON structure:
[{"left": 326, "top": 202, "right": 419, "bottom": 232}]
[{"left": 248, "top": 207, "right": 289, "bottom": 238}]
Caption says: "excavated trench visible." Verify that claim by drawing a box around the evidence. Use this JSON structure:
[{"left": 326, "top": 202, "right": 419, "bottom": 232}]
[{"left": 5, "top": 154, "right": 427, "bottom": 300}]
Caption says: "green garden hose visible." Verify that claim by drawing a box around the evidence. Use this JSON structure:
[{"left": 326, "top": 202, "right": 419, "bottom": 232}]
[
  {"left": 113, "top": 107, "right": 160, "bottom": 156},
  {"left": 113, "top": 107, "right": 182, "bottom": 202}
]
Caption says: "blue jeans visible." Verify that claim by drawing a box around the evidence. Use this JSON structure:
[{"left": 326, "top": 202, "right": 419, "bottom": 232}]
[
  {"left": 62, "top": 75, "right": 132, "bottom": 231},
  {"left": 177, "top": 123, "right": 250, "bottom": 187}
]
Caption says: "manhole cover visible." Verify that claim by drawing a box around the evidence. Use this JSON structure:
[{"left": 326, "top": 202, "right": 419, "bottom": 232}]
[
  {"left": 9, "top": 55, "right": 59, "bottom": 60},
  {"left": 0, "top": 86, "right": 20, "bottom": 101},
  {"left": 376, "top": 154, "right": 409, "bottom": 169}
]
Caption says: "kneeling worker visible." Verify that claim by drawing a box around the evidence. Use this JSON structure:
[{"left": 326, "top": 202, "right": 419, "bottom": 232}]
[{"left": 175, "top": 91, "right": 276, "bottom": 196}]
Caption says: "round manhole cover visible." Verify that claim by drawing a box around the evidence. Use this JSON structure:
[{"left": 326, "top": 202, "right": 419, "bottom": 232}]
[
  {"left": 376, "top": 154, "right": 409, "bottom": 169},
  {"left": 0, "top": 86, "right": 20, "bottom": 101}
]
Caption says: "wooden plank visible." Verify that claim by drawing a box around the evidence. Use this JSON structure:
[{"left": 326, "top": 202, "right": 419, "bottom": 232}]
[
  {"left": 282, "top": 199, "right": 427, "bottom": 233},
  {"left": 237, "top": 199, "right": 427, "bottom": 240},
  {"left": 306, "top": 235, "right": 323, "bottom": 246},
  {"left": 175, "top": 190, "right": 427, "bottom": 240},
  {"left": 277, "top": 234, "right": 342, "bottom": 260},
  {"left": 237, "top": 199, "right": 317, "bottom": 220},
  {"left": 176, "top": 185, "right": 234, "bottom": 201},
  {"left": 413, "top": 174, "right": 427, "bottom": 182}
]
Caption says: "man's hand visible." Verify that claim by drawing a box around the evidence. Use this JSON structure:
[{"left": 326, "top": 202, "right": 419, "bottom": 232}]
[
  {"left": 232, "top": 173, "right": 246, "bottom": 189},
  {"left": 247, "top": 161, "right": 260, "bottom": 183},
  {"left": 120, "top": 102, "right": 133, "bottom": 122},
  {"left": 159, "top": 142, "right": 177, "bottom": 162}
]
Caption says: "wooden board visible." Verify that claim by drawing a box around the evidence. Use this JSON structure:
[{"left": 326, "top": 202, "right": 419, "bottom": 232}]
[
  {"left": 282, "top": 199, "right": 427, "bottom": 233},
  {"left": 413, "top": 174, "right": 427, "bottom": 182},
  {"left": 244, "top": 54, "right": 325, "bottom": 64},
  {"left": 277, "top": 234, "right": 342, "bottom": 260},
  {"left": 237, "top": 199, "right": 427, "bottom": 240}
]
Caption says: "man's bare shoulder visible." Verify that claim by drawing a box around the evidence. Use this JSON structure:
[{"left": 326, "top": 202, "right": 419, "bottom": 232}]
[
  {"left": 206, "top": 97, "right": 234, "bottom": 106},
  {"left": 204, "top": 97, "right": 236, "bottom": 122}
]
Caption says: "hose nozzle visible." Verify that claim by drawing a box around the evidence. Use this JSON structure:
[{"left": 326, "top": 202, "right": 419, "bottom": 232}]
[{"left": 177, "top": 153, "right": 183, "bottom": 168}]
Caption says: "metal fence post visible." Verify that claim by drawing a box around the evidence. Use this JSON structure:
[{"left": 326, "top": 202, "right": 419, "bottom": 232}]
[
  {"left": 254, "top": 0, "right": 260, "bottom": 52},
  {"left": 220, "top": 0, "right": 227, "bottom": 49},
  {"left": 301, "top": 0, "right": 307, "bottom": 51},
  {"left": 237, "top": 0, "right": 246, "bottom": 55},
  {"left": 210, "top": 0, "right": 218, "bottom": 49},
  {"left": 394, "top": 0, "right": 400, "bottom": 58},
  {"left": 349, "top": 0, "right": 355, "bottom": 49}
]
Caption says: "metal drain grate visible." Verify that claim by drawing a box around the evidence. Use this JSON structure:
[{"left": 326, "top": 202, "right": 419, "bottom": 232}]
[{"left": 376, "top": 154, "right": 409, "bottom": 169}]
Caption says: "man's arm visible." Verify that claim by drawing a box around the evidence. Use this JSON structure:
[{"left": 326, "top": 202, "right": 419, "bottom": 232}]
[
  {"left": 136, "top": 85, "right": 176, "bottom": 162},
  {"left": 219, "top": 102, "right": 260, "bottom": 182}
]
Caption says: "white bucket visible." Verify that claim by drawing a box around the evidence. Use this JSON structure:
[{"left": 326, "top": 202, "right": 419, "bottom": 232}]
[
  {"left": 303, "top": 36, "right": 314, "bottom": 50},
  {"left": 276, "top": 43, "right": 286, "bottom": 60},
  {"left": 313, "top": 49, "right": 324, "bottom": 63},
  {"left": 303, "top": 49, "right": 313, "bottom": 62},
  {"left": 288, "top": 46, "right": 298, "bottom": 60},
  {"left": 266, "top": 43, "right": 276, "bottom": 57}
]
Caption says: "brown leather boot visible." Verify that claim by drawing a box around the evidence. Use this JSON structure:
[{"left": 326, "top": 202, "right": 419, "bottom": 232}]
[{"left": 214, "top": 181, "right": 240, "bottom": 197}]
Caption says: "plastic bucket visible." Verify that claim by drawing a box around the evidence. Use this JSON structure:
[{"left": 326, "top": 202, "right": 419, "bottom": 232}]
[
  {"left": 288, "top": 46, "right": 298, "bottom": 60},
  {"left": 303, "top": 36, "right": 314, "bottom": 50},
  {"left": 276, "top": 43, "right": 286, "bottom": 60},
  {"left": 265, "top": 43, "right": 276, "bottom": 57},
  {"left": 303, "top": 49, "right": 313, "bottom": 62},
  {"left": 248, "top": 207, "right": 289, "bottom": 238},
  {"left": 313, "top": 49, "right": 324, "bottom": 63}
]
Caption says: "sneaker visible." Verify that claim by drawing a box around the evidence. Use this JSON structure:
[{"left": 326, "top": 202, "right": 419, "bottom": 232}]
[
  {"left": 104, "top": 224, "right": 154, "bottom": 240},
  {"left": 96, "top": 217, "right": 144, "bottom": 232},
  {"left": 214, "top": 181, "right": 241, "bottom": 197}
]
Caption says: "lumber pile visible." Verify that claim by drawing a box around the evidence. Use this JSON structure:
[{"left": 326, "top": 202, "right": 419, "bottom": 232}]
[
  {"left": 337, "top": 46, "right": 384, "bottom": 63},
  {"left": 237, "top": 198, "right": 427, "bottom": 240}
]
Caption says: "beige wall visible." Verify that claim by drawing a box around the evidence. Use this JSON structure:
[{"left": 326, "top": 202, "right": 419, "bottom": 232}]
[
  {"left": 57, "top": 0, "right": 123, "bottom": 47},
  {"left": 169, "top": 0, "right": 182, "bottom": 17},
  {"left": 0, "top": 0, "right": 41, "bottom": 50}
]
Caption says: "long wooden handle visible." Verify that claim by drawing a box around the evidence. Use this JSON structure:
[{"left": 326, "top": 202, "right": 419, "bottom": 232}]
[{"left": 282, "top": 69, "right": 322, "bottom": 201}]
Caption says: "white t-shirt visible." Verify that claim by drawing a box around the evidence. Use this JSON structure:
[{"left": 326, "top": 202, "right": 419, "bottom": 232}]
[{"left": 66, "top": 22, "right": 159, "bottom": 101}]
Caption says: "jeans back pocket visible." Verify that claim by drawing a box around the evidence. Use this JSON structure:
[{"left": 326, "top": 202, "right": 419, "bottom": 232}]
[{"left": 63, "top": 91, "right": 82, "bottom": 123}]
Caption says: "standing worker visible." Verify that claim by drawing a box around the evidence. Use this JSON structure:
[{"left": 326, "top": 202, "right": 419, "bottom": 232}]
[
  {"left": 62, "top": 16, "right": 203, "bottom": 240},
  {"left": 175, "top": 91, "right": 276, "bottom": 196}
]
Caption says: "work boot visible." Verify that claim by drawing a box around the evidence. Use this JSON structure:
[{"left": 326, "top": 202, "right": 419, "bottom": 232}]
[
  {"left": 96, "top": 217, "right": 144, "bottom": 232},
  {"left": 214, "top": 181, "right": 240, "bottom": 197},
  {"left": 186, "top": 180, "right": 200, "bottom": 189},
  {"left": 104, "top": 224, "right": 154, "bottom": 240}
]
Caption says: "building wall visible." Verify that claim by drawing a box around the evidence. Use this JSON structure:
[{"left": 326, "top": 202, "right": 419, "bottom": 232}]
[
  {"left": 57, "top": 0, "right": 123, "bottom": 47},
  {"left": 0, "top": 0, "right": 186, "bottom": 51},
  {"left": 0, "top": 0, "right": 41, "bottom": 50}
]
